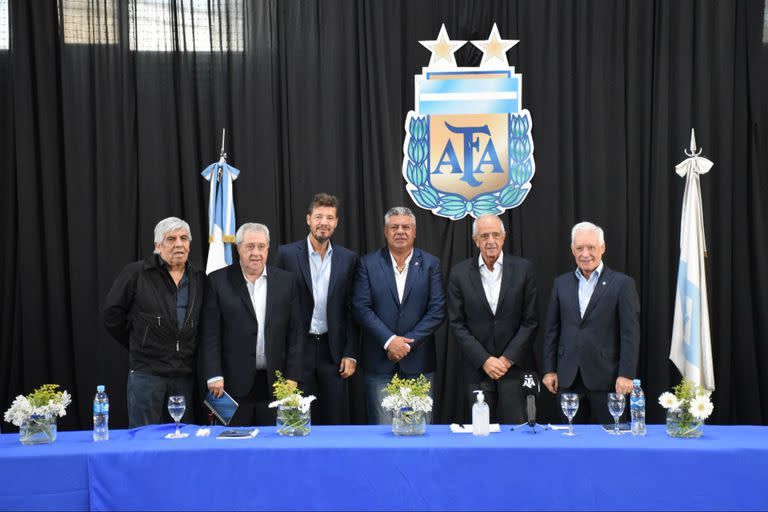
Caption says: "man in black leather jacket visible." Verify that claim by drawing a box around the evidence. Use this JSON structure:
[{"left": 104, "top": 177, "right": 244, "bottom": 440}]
[{"left": 103, "top": 217, "right": 205, "bottom": 427}]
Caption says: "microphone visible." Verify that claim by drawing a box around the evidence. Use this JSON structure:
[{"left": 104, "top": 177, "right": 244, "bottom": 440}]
[{"left": 521, "top": 372, "right": 540, "bottom": 427}]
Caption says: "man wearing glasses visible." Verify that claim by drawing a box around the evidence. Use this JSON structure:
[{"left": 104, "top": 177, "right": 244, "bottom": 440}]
[
  {"left": 352, "top": 206, "right": 446, "bottom": 424},
  {"left": 447, "top": 214, "right": 538, "bottom": 424}
]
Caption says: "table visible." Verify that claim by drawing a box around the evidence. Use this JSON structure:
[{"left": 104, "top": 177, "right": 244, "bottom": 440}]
[{"left": 2, "top": 424, "right": 767, "bottom": 511}]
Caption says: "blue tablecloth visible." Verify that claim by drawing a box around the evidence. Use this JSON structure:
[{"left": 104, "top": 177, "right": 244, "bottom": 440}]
[{"left": 2, "top": 424, "right": 768, "bottom": 511}]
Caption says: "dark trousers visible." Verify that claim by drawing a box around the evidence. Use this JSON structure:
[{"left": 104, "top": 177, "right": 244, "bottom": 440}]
[
  {"left": 229, "top": 370, "right": 274, "bottom": 427},
  {"left": 127, "top": 370, "right": 194, "bottom": 428},
  {"left": 302, "top": 333, "right": 349, "bottom": 425},
  {"left": 560, "top": 370, "right": 624, "bottom": 425},
  {"left": 466, "top": 367, "right": 526, "bottom": 425}
]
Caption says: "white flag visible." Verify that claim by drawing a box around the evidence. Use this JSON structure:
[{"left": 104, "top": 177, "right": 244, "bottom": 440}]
[{"left": 670, "top": 129, "right": 715, "bottom": 391}]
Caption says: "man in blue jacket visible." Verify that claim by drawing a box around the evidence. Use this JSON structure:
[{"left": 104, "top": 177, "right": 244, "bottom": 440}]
[
  {"left": 352, "top": 206, "right": 446, "bottom": 424},
  {"left": 275, "top": 193, "right": 359, "bottom": 424},
  {"left": 542, "top": 221, "right": 640, "bottom": 424}
]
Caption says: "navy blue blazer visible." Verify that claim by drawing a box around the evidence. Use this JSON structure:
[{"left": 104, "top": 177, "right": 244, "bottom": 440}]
[
  {"left": 542, "top": 265, "right": 640, "bottom": 391},
  {"left": 274, "top": 239, "right": 359, "bottom": 363},
  {"left": 352, "top": 247, "right": 446, "bottom": 375}
]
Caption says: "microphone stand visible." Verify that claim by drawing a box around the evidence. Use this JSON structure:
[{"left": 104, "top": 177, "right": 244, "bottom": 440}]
[
  {"left": 511, "top": 421, "right": 550, "bottom": 433},
  {"left": 511, "top": 395, "right": 550, "bottom": 433}
]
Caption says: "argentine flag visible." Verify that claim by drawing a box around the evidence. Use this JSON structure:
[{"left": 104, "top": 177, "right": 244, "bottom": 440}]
[
  {"left": 670, "top": 130, "right": 715, "bottom": 391},
  {"left": 202, "top": 155, "right": 239, "bottom": 275}
]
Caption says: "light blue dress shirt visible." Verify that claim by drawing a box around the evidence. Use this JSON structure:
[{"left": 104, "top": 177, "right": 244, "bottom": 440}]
[
  {"left": 575, "top": 261, "right": 604, "bottom": 318},
  {"left": 308, "top": 237, "right": 333, "bottom": 335}
]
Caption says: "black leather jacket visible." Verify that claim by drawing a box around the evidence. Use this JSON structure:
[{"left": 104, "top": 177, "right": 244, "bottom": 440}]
[{"left": 103, "top": 254, "right": 205, "bottom": 377}]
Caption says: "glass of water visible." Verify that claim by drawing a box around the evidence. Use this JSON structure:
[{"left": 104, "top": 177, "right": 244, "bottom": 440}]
[
  {"left": 167, "top": 395, "right": 186, "bottom": 438},
  {"left": 560, "top": 393, "right": 579, "bottom": 436},
  {"left": 607, "top": 393, "right": 625, "bottom": 435}
]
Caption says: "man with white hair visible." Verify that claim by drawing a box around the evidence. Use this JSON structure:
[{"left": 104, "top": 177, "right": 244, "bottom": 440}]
[
  {"left": 448, "top": 214, "right": 538, "bottom": 424},
  {"left": 200, "top": 223, "right": 303, "bottom": 426},
  {"left": 542, "top": 221, "right": 640, "bottom": 424},
  {"left": 104, "top": 217, "right": 205, "bottom": 428}
]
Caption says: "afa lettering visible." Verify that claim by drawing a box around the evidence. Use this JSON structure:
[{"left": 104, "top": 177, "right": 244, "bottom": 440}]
[{"left": 432, "top": 122, "right": 503, "bottom": 187}]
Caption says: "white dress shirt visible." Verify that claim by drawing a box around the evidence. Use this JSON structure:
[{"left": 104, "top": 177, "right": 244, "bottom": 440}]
[
  {"left": 383, "top": 250, "right": 414, "bottom": 350},
  {"left": 478, "top": 252, "right": 504, "bottom": 315}
]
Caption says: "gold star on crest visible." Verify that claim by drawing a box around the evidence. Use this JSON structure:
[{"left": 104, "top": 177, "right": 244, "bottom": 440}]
[
  {"left": 471, "top": 23, "right": 519, "bottom": 67},
  {"left": 420, "top": 24, "right": 466, "bottom": 68}
]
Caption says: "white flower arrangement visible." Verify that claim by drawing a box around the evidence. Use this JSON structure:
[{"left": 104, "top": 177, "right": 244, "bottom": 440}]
[
  {"left": 380, "top": 374, "right": 433, "bottom": 413},
  {"left": 4, "top": 384, "right": 72, "bottom": 427},
  {"left": 381, "top": 387, "right": 433, "bottom": 413},
  {"left": 268, "top": 371, "right": 314, "bottom": 436},
  {"left": 268, "top": 395, "right": 316, "bottom": 414},
  {"left": 658, "top": 379, "right": 714, "bottom": 421}
]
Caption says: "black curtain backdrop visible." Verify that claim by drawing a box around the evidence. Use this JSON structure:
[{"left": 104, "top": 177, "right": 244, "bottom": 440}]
[{"left": 1, "top": 0, "right": 767, "bottom": 430}]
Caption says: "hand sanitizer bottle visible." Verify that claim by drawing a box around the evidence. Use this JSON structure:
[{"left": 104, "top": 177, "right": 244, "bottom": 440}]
[{"left": 472, "top": 390, "right": 490, "bottom": 436}]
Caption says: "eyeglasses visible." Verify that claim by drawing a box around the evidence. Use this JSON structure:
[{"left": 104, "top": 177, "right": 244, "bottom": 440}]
[{"left": 477, "top": 232, "right": 502, "bottom": 241}]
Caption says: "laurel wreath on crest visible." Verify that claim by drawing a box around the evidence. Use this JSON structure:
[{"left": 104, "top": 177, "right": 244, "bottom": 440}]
[{"left": 404, "top": 113, "right": 535, "bottom": 220}]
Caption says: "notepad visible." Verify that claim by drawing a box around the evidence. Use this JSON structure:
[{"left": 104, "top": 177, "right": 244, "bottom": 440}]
[
  {"left": 217, "top": 428, "right": 259, "bottom": 439},
  {"left": 601, "top": 423, "right": 631, "bottom": 433},
  {"left": 203, "top": 390, "right": 239, "bottom": 426}
]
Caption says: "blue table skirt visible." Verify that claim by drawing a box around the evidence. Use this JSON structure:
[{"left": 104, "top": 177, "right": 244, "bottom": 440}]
[{"left": 2, "top": 424, "right": 768, "bottom": 511}]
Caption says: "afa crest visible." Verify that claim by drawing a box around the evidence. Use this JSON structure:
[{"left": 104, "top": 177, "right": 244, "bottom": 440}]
[{"left": 403, "top": 24, "right": 535, "bottom": 219}]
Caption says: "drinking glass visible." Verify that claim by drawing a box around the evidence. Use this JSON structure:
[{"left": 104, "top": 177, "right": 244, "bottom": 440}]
[
  {"left": 560, "top": 393, "right": 579, "bottom": 436},
  {"left": 167, "top": 395, "right": 186, "bottom": 438},
  {"left": 607, "top": 393, "right": 625, "bottom": 435}
]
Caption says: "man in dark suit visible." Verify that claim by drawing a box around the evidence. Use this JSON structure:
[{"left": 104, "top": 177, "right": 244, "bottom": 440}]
[
  {"left": 448, "top": 214, "right": 538, "bottom": 424},
  {"left": 542, "top": 221, "right": 640, "bottom": 424},
  {"left": 352, "top": 206, "right": 446, "bottom": 424},
  {"left": 274, "top": 193, "right": 358, "bottom": 424},
  {"left": 200, "top": 223, "right": 303, "bottom": 426}
]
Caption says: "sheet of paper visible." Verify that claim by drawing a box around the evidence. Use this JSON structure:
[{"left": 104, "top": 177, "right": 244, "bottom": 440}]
[{"left": 449, "top": 423, "right": 501, "bottom": 433}]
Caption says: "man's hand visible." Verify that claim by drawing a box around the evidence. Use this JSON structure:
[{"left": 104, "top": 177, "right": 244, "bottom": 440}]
[
  {"left": 208, "top": 378, "right": 225, "bottom": 398},
  {"left": 498, "top": 356, "right": 513, "bottom": 369},
  {"left": 386, "top": 336, "right": 412, "bottom": 362},
  {"left": 339, "top": 358, "right": 357, "bottom": 379},
  {"left": 615, "top": 376, "right": 633, "bottom": 395},
  {"left": 482, "top": 357, "right": 508, "bottom": 380},
  {"left": 542, "top": 372, "right": 559, "bottom": 394},
  {"left": 286, "top": 379, "right": 298, "bottom": 389}
]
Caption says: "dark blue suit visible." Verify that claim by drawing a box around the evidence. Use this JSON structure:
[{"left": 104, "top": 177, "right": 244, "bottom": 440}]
[
  {"left": 352, "top": 247, "right": 446, "bottom": 423},
  {"left": 275, "top": 240, "right": 359, "bottom": 424},
  {"left": 542, "top": 265, "right": 640, "bottom": 423}
]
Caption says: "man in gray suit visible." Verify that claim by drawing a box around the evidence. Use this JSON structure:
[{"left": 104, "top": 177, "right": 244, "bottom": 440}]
[{"left": 542, "top": 221, "right": 640, "bottom": 424}]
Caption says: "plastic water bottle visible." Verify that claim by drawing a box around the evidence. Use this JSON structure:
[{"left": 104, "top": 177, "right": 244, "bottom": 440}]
[
  {"left": 93, "top": 385, "right": 109, "bottom": 441},
  {"left": 630, "top": 379, "right": 646, "bottom": 436}
]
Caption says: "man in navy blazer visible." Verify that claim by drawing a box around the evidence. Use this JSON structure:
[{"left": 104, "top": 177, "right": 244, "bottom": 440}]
[
  {"left": 542, "top": 221, "right": 640, "bottom": 424},
  {"left": 448, "top": 214, "right": 538, "bottom": 424},
  {"left": 274, "top": 193, "right": 359, "bottom": 424},
  {"left": 352, "top": 206, "right": 446, "bottom": 424},
  {"left": 200, "top": 223, "right": 303, "bottom": 426}
]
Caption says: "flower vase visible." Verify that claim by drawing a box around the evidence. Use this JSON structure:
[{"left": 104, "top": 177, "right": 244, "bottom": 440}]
[
  {"left": 666, "top": 409, "right": 703, "bottom": 438},
  {"left": 392, "top": 408, "right": 426, "bottom": 436},
  {"left": 19, "top": 413, "right": 57, "bottom": 445},
  {"left": 276, "top": 404, "right": 311, "bottom": 436}
]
